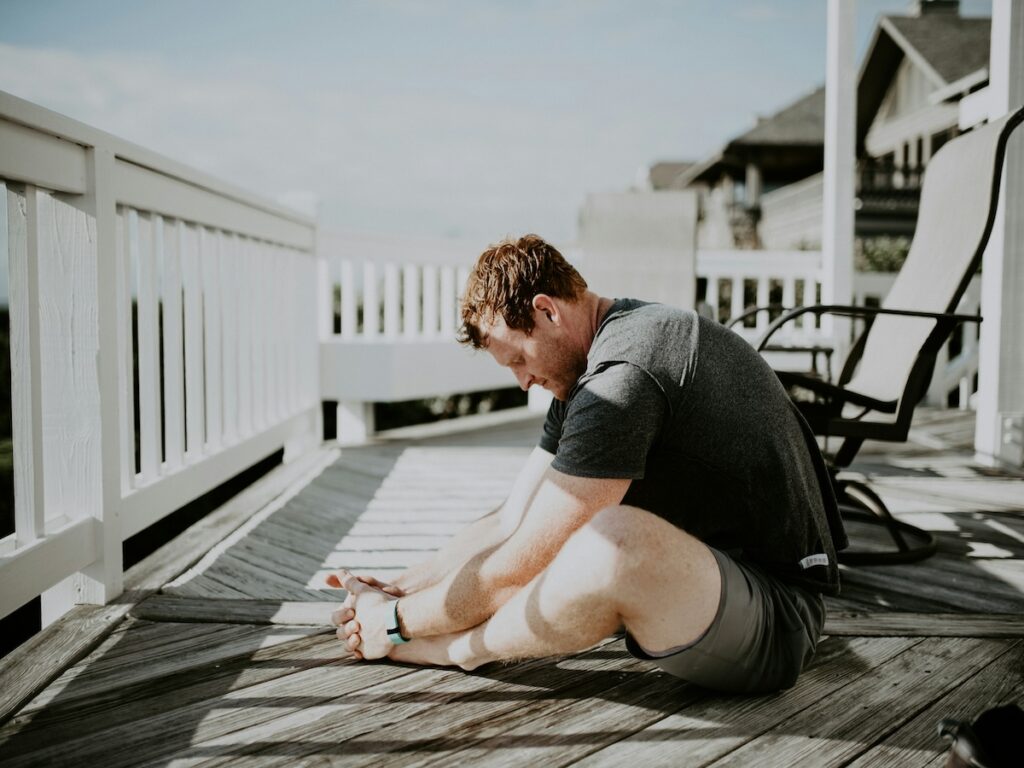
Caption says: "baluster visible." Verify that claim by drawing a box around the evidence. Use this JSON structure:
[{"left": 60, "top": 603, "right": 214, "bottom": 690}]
[
  {"left": 219, "top": 233, "right": 238, "bottom": 442},
  {"left": 181, "top": 222, "right": 204, "bottom": 458},
  {"left": 116, "top": 209, "right": 136, "bottom": 486},
  {"left": 384, "top": 263, "right": 400, "bottom": 339},
  {"left": 363, "top": 261, "right": 380, "bottom": 337},
  {"left": 705, "top": 274, "right": 719, "bottom": 321},
  {"left": 161, "top": 219, "right": 185, "bottom": 470},
  {"left": 237, "top": 236, "right": 252, "bottom": 438},
  {"left": 135, "top": 211, "right": 162, "bottom": 481},
  {"left": 403, "top": 263, "right": 420, "bottom": 338},
  {"left": 200, "top": 227, "right": 223, "bottom": 450},
  {"left": 440, "top": 266, "right": 456, "bottom": 337},
  {"left": 756, "top": 276, "right": 770, "bottom": 332},
  {"left": 341, "top": 259, "right": 356, "bottom": 339},
  {"left": 6, "top": 183, "right": 46, "bottom": 542},
  {"left": 729, "top": 275, "right": 744, "bottom": 324},
  {"left": 423, "top": 264, "right": 439, "bottom": 337}
]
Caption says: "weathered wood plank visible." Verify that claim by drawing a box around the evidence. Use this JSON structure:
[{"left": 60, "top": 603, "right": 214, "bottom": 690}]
[
  {"left": 704, "top": 638, "right": 1011, "bottom": 767},
  {"left": 0, "top": 446, "right": 337, "bottom": 725},
  {"left": 824, "top": 612, "right": 1024, "bottom": 637},
  {"left": 184, "top": 639, "right": 628, "bottom": 768},
  {"left": 573, "top": 636, "right": 921, "bottom": 768},
  {"left": 844, "top": 640, "right": 1023, "bottom": 768},
  {"left": 132, "top": 596, "right": 337, "bottom": 625},
  {"left": 0, "top": 625, "right": 334, "bottom": 758}
]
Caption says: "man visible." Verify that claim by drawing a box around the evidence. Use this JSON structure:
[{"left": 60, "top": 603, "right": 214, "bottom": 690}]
[{"left": 329, "top": 234, "right": 846, "bottom": 694}]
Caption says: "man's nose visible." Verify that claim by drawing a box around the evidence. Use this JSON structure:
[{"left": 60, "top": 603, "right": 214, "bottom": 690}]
[{"left": 515, "top": 370, "right": 534, "bottom": 391}]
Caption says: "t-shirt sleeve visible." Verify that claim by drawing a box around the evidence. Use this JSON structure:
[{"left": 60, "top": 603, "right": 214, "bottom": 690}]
[
  {"left": 538, "top": 397, "right": 565, "bottom": 455},
  {"left": 550, "top": 363, "right": 669, "bottom": 479}
]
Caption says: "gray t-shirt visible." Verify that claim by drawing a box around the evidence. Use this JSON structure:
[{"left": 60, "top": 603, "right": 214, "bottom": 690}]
[{"left": 539, "top": 299, "right": 846, "bottom": 595}]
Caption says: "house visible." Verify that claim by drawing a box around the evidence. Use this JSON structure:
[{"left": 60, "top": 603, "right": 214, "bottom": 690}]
[{"left": 654, "top": 0, "right": 990, "bottom": 260}]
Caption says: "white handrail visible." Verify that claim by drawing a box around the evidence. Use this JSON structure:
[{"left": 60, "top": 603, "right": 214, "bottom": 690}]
[{"left": 0, "top": 90, "right": 320, "bottom": 623}]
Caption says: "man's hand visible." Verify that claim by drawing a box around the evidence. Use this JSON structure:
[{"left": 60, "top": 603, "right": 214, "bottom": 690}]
[{"left": 326, "top": 569, "right": 400, "bottom": 660}]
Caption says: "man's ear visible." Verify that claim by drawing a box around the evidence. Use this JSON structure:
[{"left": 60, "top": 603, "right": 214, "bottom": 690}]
[{"left": 532, "top": 294, "right": 558, "bottom": 323}]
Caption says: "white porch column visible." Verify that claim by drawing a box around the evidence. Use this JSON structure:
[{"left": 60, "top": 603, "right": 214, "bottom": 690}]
[
  {"left": 975, "top": 0, "right": 1024, "bottom": 467},
  {"left": 822, "top": 0, "right": 856, "bottom": 349}
]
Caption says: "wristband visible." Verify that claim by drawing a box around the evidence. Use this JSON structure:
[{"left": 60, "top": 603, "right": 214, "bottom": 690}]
[{"left": 386, "top": 599, "right": 409, "bottom": 644}]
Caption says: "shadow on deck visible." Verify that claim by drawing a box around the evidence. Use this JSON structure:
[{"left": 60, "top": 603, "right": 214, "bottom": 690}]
[{"left": 0, "top": 408, "right": 1021, "bottom": 767}]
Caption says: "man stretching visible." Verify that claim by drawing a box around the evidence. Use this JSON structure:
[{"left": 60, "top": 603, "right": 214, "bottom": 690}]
[{"left": 329, "top": 234, "right": 845, "bottom": 693}]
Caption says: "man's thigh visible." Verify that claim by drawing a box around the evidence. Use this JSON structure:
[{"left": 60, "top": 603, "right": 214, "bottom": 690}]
[{"left": 625, "top": 547, "right": 825, "bottom": 694}]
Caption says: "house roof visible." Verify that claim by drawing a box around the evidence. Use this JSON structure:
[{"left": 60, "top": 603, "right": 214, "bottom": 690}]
[
  {"left": 857, "top": 14, "right": 990, "bottom": 151},
  {"left": 648, "top": 161, "right": 696, "bottom": 190},
  {"left": 676, "top": 87, "right": 825, "bottom": 186}
]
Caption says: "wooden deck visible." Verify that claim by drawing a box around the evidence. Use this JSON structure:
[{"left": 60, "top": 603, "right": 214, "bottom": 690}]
[{"left": 1, "top": 408, "right": 1022, "bottom": 767}]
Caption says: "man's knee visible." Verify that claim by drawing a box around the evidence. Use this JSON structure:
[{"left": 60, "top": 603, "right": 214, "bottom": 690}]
[{"left": 562, "top": 505, "right": 695, "bottom": 576}]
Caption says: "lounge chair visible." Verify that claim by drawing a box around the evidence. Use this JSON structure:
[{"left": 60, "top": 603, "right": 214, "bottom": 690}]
[{"left": 752, "top": 105, "right": 1024, "bottom": 565}]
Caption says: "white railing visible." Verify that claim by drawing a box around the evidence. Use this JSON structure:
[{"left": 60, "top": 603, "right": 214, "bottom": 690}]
[
  {"left": 697, "top": 249, "right": 981, "bottom": 407},
  {"left": 320, "top": 255, "right": 515, "bottom": 443},
  {"left": 0, "top": 90, "right": 321, "bottom": 623}
]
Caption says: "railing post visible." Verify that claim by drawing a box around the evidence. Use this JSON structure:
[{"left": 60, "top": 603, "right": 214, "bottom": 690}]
[
  {"left": 41, "top": 147, "right": 124, "bottom": 623},
  {"left": 975, "top": 0, "right": 1024, "bottom": 467}
]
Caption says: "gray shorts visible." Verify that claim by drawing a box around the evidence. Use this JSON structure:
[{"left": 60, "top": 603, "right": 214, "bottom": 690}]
[{"left": 625, "top": 548, "right": 826, "bottom": 694}]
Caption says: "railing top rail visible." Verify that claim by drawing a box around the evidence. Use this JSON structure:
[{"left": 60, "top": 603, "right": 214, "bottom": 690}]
[{"left": 0, "top": 89, "right": 313, "bottom": 229}]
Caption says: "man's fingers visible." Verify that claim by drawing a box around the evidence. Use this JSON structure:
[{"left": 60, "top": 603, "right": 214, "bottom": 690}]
[
  {"left": 344, "top": 619, "right": 360, "bottom": 636},
  {"left": 346, "top": 632, "right": 361, "bottom": 651},
  {"left": 328, "top": 569, "right": 363, "bottom": 594},
  {"left": 330, "top": 608, "right": 353, "bottom": 626}
]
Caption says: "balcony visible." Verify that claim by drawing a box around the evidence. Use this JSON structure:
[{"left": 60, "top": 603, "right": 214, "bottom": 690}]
[{"left": 0, "top": 69, "right": 1022, "bottom": 768}]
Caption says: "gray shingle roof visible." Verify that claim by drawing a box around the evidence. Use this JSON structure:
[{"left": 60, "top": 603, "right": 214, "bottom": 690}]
[
  {"left": 883, "top": 15, "right": 990, "bottom": 84},
  {"left": 733, "top": 86, "right": 825, "bottom": 147},
  {"left": 648, "top": 161, "right": 696, "bottom": 190}
]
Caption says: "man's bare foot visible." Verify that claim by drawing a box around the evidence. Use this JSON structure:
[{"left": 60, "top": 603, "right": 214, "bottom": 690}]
[{"left": 388, "top": 633, "right": 481, "bottom": 671}]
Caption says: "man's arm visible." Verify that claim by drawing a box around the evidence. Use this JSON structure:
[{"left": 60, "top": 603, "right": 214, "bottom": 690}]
[
  {"left": 392, "top": 446, "right": 555, "bottom": 593},
  {"left": 344, "top": 462, "right": 626, "bottom": 663}
]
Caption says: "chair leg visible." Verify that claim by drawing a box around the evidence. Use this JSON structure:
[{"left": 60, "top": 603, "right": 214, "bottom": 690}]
[{"left": 836, "top": 477, "right": 939, "bottom": 566}]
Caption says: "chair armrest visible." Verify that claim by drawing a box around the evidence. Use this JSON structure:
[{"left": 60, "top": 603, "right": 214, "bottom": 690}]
[
  {"left": 726, "top": 304, "right": 789, "bottom": 330},
  {"left": 756, "top": 304, "right": 982, "bottom": 352}
]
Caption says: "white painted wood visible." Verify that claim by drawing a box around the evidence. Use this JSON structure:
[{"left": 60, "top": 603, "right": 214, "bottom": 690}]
[
  {"left": 363, "top": 261, "right": 380, "bottom": 337},
  {"left": 113, "top": 158, "right": 312, "bottom": 250},
  {"left": 220, "top": 233, "right": 239, "bottom": 443},
  {"left": 705, "top": 275, "right": 719, "bottom": 319},
  {"left": 440, "top": 265, "right": 456, "bottom": 337},
  {"left": 200, "top": 227, "right": 223, "bottom": 450},
  {"left": 729, "top": 275, "right": 744, "bottom": 322},
  {"left": 782, "top": 277, "right": 796, "bottom": 311},
  {"left": 403, "top": 263, "right": 419, "bottom": 338},
  {"left": 423, "top": 264, "right": 439, "bottom": 337},
  {"left": 86, "top": 147, "right": 125, "bottom": 608},
  {"left": 133, "top": 211, "right": 162, "bottom": 483},
  {"left": 340, "top": 260, "right": 357, "bottom": 339},
  {"left": 321, "top": 339, "right": 517, "bottom": 403},
  {"left": 336, "top": 400, "right": 374, "bottom": 445},
  {"left": 0, "top": 517, "right": 98, "bottom": 619},
  {"left": 384, "top": 262, "right": 400, "bottom": 339},
  {"left": 161, "top": 220, "right": 185, "bottom": 470},
  {"left": 236, "top": 237, "right": 253, "bottom": 439},
  {"left": 976, "top": 0, "right": 1024, "bottom": 467},
  {"left": 0, "top": 117, "right": 87, "bottom": 195},
  {"left": 6, "top": 183, "right": 46, "bottom": 545},
  {"left": 755, "top": 277, "right": 770, "bottom": 332},
  {"left": 118, "top": 406, "right": 320, "bottom": 536},
  {"left": 959, "top": 87, "right": 992, "bottom": 131},
  {"left": 35, "top": 186, "right": 110, "bottom": 621},
  {"left": 115, "top": 208, "right": 135, "bottom": 488},
  {"left": 181, "top": 222, "right": 205, "bottom": 459},
  {"left": 822, "top": 0, "right": 856, "bottom": 347},
  {"left": 250, "top": 242, "right": 267, "bottom": 431},
  {"left": 0, "top": 90, "right": 314, "bottom": 233}
]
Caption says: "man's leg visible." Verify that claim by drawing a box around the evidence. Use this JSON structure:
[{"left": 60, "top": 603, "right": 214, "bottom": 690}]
[{"left": 390, "top": 504, "right": 721, "bottom": 670}]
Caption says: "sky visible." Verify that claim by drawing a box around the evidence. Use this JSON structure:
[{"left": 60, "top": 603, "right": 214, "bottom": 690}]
[{"left": 0, "top": 0, "right": 993, "bottom": 246}]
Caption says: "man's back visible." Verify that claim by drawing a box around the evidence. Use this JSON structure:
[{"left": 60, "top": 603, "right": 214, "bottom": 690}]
[{"left": 540, "top": 299, "right": 846, "bottom": 594}]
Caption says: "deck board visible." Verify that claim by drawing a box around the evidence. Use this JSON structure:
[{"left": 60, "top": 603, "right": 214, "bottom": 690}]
[{"left": 1, "top": 407, "right": 1022, "bottom": 766}]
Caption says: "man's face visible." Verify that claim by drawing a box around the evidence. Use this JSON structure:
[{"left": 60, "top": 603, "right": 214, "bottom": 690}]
[{"left": 481, "top": 308, "right": 586, "bottom": 401}]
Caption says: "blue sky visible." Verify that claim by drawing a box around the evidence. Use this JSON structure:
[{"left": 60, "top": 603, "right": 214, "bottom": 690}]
[{"left": 0, "top": 0, "right": 992, "bottom": 244}]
